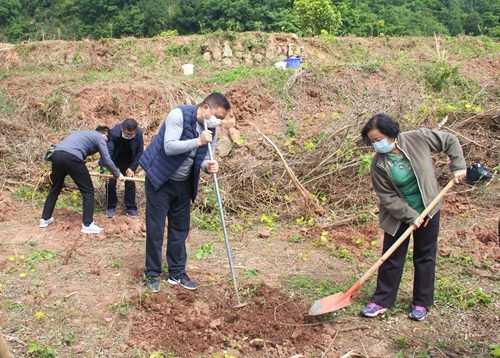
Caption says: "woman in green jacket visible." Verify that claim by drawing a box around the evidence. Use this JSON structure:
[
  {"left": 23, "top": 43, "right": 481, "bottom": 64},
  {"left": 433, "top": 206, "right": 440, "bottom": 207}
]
[{"left": 360, "top": 113, "right": 466, "bottom": 321}]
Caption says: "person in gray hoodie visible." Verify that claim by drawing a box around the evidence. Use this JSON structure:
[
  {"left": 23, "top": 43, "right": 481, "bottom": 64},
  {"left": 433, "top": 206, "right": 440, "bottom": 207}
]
[
  {"left": 40, "top": 126, "right": 124, "bottom": 234},
  {"left": 359, "top": 113, "right": 466, "bottom": 321}
]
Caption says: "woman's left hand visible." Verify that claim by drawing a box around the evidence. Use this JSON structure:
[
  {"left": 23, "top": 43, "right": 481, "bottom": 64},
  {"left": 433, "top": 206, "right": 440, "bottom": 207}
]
[{"left": 453, "top": 169, "right": 467, "bottom": 184}]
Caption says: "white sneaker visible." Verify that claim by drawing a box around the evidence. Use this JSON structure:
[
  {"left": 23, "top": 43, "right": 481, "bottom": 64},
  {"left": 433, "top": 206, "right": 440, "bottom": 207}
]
[
  {"left": 39, "top": 217, "right": 54, "bottom": 228},
  {"left": 81, "top": 222, "right": 104, "bottom": 234}
]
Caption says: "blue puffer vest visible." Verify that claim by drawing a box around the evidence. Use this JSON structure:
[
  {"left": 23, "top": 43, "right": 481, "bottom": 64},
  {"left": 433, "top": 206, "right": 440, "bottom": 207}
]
[{"left": 139, "top": 105, "right": 214, "bottom": 200}]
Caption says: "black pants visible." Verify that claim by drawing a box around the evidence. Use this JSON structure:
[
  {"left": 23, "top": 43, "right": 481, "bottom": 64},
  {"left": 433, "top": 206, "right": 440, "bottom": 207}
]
[
  {"left": 42, "top": 151, "right": 94, "bottom": 226},
  {"left": 372, "top": 212, "right": 440, "bottom": 308},
  {"left": 106, "top": 162, "right": 136, "bottom": 210},
  {"left": 144, "top": 177, "right": 193, "bottom": 277}
]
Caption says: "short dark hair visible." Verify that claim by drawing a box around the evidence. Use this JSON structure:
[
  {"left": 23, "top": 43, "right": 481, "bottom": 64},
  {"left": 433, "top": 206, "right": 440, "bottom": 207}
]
[
  {"left": 361, "top": 113, "right": 400, "bottom": 145},
  {"left": 122, "top": 118, "right": 138, "bottom": 130},
  {"left": 95, "top": 125, "right": 110, "bottom": 135},
  {"left": 201, "top": 92, "right": 231, "bottom": 111}
]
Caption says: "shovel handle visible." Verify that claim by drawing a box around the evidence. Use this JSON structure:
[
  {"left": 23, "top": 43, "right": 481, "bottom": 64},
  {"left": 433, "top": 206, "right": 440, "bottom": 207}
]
[{"left": 358, "top": 179, "right": 455, "bottom": 286}]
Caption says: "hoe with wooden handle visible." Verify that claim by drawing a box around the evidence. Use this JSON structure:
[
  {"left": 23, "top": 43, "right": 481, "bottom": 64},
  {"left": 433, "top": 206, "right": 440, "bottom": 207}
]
[
  {"left": 308, "top": 179, "right": 455, "bottom": 316},
  {"left": 89, "top": 172, "right": 145, "bottom": 183}
]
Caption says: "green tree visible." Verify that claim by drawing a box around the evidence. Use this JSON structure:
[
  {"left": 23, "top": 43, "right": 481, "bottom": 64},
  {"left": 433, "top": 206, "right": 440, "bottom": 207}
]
[
  {"left": 0, "top": 0, "right": 21, "bottom": 25},
  {"left": 294, "top": 0, "right": 342, "bottom": 35},
  {"left": 464, "top": 12, "right": 482, "bottom": 35}
]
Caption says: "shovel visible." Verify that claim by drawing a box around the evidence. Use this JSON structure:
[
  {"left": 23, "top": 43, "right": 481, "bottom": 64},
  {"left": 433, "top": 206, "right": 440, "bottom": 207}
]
[
  {"left": 308, "top": 179, "right": 455, "bottom": 316},
  {"left": 203, "top": 121, "right": 246, "bottom": 308}
]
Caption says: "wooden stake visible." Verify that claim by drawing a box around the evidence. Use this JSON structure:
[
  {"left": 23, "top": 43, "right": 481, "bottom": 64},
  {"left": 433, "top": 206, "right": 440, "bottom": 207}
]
[{"left": 0, "top": 334, "right": 12, "bottom": 358}]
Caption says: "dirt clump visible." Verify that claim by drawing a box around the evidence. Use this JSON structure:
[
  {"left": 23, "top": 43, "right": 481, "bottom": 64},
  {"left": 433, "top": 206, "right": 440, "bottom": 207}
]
[
  {"left": 129, "top": 284, "right": 333, "bottom": 357},
  {"left": 0, "top": 191, "right": 23, "bottom": 222},
  {"left": 225, "top": 85, "right": 279, "bottom": 130}
]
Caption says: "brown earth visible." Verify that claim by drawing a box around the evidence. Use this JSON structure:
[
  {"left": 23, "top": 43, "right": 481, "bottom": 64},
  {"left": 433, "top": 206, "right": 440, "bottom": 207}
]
[{"left": 130, "top": 284, "right": 332, "bottom": 357}]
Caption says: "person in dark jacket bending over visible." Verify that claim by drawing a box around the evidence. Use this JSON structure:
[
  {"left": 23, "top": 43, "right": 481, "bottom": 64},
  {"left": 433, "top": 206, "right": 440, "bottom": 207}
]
[
  {"left": 140, "top": 93, "right": 230, "bottom": 293},
  {"left": 360, "top": 113, "right": 466, "bottom": 321},
  {"left": 101, "top": 118, "right": 144, "bottom": 218},
  {"left": 40, "top": 126, "right": 124, "bottom": 235}
]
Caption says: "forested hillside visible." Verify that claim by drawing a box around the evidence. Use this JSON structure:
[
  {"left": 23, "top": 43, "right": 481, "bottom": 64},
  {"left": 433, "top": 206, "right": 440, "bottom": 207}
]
[{"left": 1, "top": 0, "right": 499, "bottom": 42}]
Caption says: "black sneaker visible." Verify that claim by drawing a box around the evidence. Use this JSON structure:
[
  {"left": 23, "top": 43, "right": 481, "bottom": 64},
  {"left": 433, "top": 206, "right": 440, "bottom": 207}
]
[
  {"left": 126, "top": 209, "right": 138, "bottom": 217},
  {"left": 167, "top": 273, "right": 197, "bottom": 290},
  {"left": 144, "top": 275, "right": 160, "bottom": 293},
  {"left": 106, "top": 208, "right": 115, "bottom": 218}
]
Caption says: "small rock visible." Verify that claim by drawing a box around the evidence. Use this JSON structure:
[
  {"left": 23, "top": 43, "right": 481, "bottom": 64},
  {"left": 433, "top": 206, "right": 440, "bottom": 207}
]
[
  {"left": 223, "top": 58, "right": 232, "bottom": 66},
  {"left": 216, "top": 135, "right": 233, "bottom": 157},
  {"left": 223, "top": 42, "right": 233, "bottom": 58},
  {"left": 174, "top": 315, "right": 186, "bottom": 324},
  {"left": 306, "top": 89, "right": 320, "bottom": 98},
  {"left": 439, "top": 247, "right": 451, "bottom": 257},
  {"left": 258, "top": 229, "right": 271, "bottom": 238},
  {"left": 223, "top": 115, "right": 236, "bottom": 129},
  {"left": 243, "top": 54, "right": 253, "bottom": 65},
  {"left": 203, "top": 52, "right": 212, "bottom": 61},
  {"left": 254, "top": 53, "right": 264, "bottom": 62},
  {"left": 324, "top": 325, "right": 337, "bottom": 337},
  {"left": 73, "top": 345, "right": 84, "bottom": 354},
  {"left": 212, "top": 48, "right": 223, "bottom": 61},
  {"left": 228, "top": 128, "right": 242, "bottom": 145},
  {"left": 224, "top": 313, "right": 239, "bottom": 323},
  {"left": 225, "top": 348, "right": 241, "bottom": 357},
  {"left": 209, "top": 318, "right": 223, "bottom": 329},
  {"left": 250, "top": 338, "right": 265, "bottom": 349},
  {"left": 291, "top": 328, "right": 303, "bottom": 339}
]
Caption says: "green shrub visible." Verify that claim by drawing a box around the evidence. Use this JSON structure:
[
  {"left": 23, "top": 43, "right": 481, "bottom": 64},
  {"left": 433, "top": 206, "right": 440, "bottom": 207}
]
[
  {"left": 27, "top": 341, "right": 56, "bottom": 358},
  {"left": 423, "top": 60, "right": 459, "bottom": 91}
]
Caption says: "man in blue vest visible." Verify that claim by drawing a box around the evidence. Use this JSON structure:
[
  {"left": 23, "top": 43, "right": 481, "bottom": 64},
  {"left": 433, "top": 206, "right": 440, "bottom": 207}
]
[{"left": 139, "top": 93, "right": 231, "bottom": 292}]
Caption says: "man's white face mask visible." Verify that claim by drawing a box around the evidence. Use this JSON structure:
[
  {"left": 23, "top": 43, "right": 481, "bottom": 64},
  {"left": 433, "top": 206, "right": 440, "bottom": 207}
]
[{"left": 205, "top": 115, "right": 221, "bottom": 129}]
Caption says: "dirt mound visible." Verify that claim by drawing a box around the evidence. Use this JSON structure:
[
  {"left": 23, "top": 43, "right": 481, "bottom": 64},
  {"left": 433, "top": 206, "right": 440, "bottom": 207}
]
[
  {"left": 129, "top": 284, "right": 333, "bottom": 357},
  {"left": 74, "top": 84, "right": 198, "bottom": 134},
  {"left": 38, "top": 207, "right": 145, "bottom": 244},
  {"left": 0, "top": 191, "right": 23, "bottom": 222},
  {"left": 225, "top": 85, "right": 280, "bottom": 131},
  {"left": 457, "top": 227, "right": 499, "bottom": 246}
]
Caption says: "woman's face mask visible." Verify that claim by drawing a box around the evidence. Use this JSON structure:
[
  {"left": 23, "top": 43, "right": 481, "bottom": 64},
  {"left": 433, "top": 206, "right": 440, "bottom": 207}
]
[{"left": 372, "top": 138, "right": 395, "bottom": 154}]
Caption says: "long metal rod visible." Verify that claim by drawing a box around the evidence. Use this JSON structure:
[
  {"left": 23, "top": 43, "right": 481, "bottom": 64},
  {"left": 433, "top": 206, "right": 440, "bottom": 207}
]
[{"left": 204, "top": 121, "right": 243, "bottom": 306}]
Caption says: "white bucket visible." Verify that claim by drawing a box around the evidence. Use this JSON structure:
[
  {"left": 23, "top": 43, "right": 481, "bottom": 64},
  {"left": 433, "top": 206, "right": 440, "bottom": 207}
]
[
  {"left": 274, "top": 61, "right": 287, "bottom": 70},
  {"left": 182, "top": 63, "right": 194, "bottom": 76}
]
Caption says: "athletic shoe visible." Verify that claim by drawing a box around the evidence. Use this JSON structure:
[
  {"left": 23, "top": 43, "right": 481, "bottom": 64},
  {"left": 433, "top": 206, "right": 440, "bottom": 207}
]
[
  {"left": 167, "top": 273, "right": 197, "bottom": 290},
  {"left": 126, "top": 209, "right": 138, "bottom": 217},
  {"left": 409, "top": 305, "right": 428, "bottom": 321},
  {"left": 106, "top": 208, "right": 115, "bottom": 218},
  {"left": 39, "top": 217, "right": 54, "bottom": 228},
  {"left": 361, "top": 302, "right": 387, "bottom": 318},
  {"left": 144, "top": 275, "right": 160, "bottom": 293},
  {"left": 81, "top": 222, "right": 104, "bottom": 234}
]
